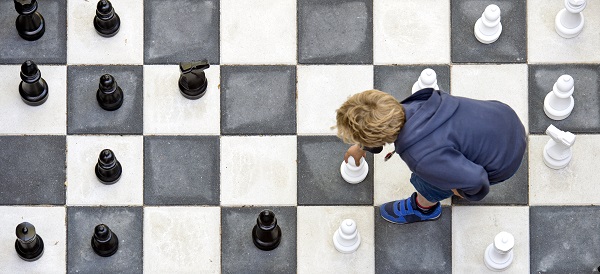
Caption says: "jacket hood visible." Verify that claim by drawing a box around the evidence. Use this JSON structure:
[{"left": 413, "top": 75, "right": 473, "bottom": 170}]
[{"left": 395, "top": 89, "right": 459, "bottom": 153}]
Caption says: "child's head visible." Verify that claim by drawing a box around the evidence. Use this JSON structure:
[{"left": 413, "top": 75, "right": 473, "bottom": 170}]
[{"left": 336, "top": 89, "right": 405, "bottom": 148}]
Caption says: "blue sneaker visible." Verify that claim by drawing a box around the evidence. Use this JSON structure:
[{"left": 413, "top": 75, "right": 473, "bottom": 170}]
[{"left": 380, "top": 192, "right": 441, "bottom": 224}]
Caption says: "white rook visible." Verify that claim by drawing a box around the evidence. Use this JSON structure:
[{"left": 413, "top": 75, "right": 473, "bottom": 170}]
[
  {"left": 474, "top": 4, "right": 502, "bottom": 44},
  {"left": 412, "top": 68, "right": 439, "bottom": 93},
  {"left": 340, "top": 156, "right": 368, "bottom": 184},
  {"left": 484, "top": 231, "right": 514, "bottom": 271},
  {"left": 333, "top": 219, "right": 361, "bottom": 254},
  {"left": 555, "top": 0, "right": 586, "bottom": 38},
  {"left": 543, "top": 124, "right": 576, "bottom": 170},
  {"left": 544, "top": 74, "right": 575, "bottom": 121}
]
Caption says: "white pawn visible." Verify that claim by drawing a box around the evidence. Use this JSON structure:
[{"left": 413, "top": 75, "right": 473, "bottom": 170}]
[
  {"left": 484, "top": 231, "right": 514, "bottom": 271},
  {"left": 333, "top": 219, "right": 361, "bottom": 254},
  {"left": 543, "top": 124, "right": 576, "bottom": 169},
  {"left": 474, "top": 4, "right": 503, "bottom": 44},
  {"left": 555, "top": 0, "right": 586, "bottom": 38},
  {"left": 544, "top": 74, "right": 575, "bottom": 121},
  {"left": 412, "top": 68, "right": 439, "bottom": 93},
  {"left": 340, "top": 156, "right": 368, "bottom": 184}
]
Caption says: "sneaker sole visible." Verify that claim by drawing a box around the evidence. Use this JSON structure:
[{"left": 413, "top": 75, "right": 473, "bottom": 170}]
[{"left": 380, "top": 212, "right": 441, "bottom": 225}]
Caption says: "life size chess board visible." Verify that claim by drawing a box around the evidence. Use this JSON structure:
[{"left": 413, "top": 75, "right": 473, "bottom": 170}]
[{"left": 1, "top": 0, "right": 600, "bottom": 273}]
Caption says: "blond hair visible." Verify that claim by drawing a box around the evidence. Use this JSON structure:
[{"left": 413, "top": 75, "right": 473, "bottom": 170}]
[{"left": 336, "top": 90, "right": 405, "bottom": 147}]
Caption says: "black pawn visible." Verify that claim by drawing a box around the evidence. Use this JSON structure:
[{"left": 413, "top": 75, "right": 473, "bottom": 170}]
[
  {"left": 252, "top": 209, "right": 282, "bottom": 251},
  {"left": 15, "top": 222, "right": 44, "bottom": 262},
  {"left": 96, "top": 74, "right": 123, "bottom": 111},
  {"left": 94, "top": 0, "right": 120, "bottom": 37},
  {"left": 19, "top": 60, "right": 48, "bottom": 106},
  {"left": 14, "top": 0, "right": 45, "bottom": 41},
  {"left": 91, "top": 224, "right": 119, "bottom": 257},
  {"left": 178, "top": 60, "right": 210, "bottom": 100},
  {"left": 95, "top": 149, "right": 122, "bottom": 184}
]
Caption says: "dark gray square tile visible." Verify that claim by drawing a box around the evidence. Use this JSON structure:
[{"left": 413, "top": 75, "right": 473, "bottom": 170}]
[
  {"left": 529, "top": 64, "right": 600, "bottom": 134},
  {"left": 0, "top": 136, "right": 65, "bottom": 205},
  {"left": 452, "top": 151, "right": 528, "bottom": 205},
  {"left": 144, "top": 136, "right": 220, "bottom": 205},
  {"left": 67, "top": 206, "right": 143, "bottom": 274},
  {"left": 0, "top": 0, "right": 67, "bottom": 64},
  {"left": 298, "top": 0, "right": 373, "bottom": 64},
  {"left": 221, "top": 66, "right": 296, "bottom": 135},
  {"left": 374, "top": 65, "right": 451, "bottom": 98},
  {"left": 298, "top": 136, "right": 374, "bottom": 205},
  {"left": 451, "top": 0, "right": 526, "bottom": 63},
  {"left": 67, "top": 65, "right": 143, "bottom": 134},
  {"left": 530, "top": 206, "right": 600, "bottom": 273},
  {"left": 144, "top": 0, "right": 219, "bottom": 64},
  {"left": 221, "top": 206, "right": 296, "bottom": 274},
  {"left": 375, "top": 206, "right": 452, "bottom": 273}
]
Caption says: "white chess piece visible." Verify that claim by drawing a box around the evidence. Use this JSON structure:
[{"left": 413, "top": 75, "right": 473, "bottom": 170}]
[
  {"left": 543, "top": 124, "right": 576, "bottom": 169},
  {"left": 412, "top": 68, "right": 439, "bottom": 93},
  {"left": 333, "top": 219, "right": 361, "bottom": 254},
  {"left": 544, "top": 75, "right": 575, "bottom": 121},
  {"left": 474, "top": 4, "right": 502, "bottom": 44},
  {"left": 484, "top": 231, "right": 514, "bottom": 271},
  {"left": 340, "top": 156, "right": 368, "bottom": 184},
  {"left": 555, "top": 0, "right": 586, "bottom": 38}
]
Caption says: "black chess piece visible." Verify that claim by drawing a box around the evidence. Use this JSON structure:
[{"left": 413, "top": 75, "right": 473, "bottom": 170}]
[
  {"left": 95, "top": 149, "right": 122, "bottom": 184},
  {"left": 94, "top": 0, "right": 120, "bottom": 37},
  {"left": 91, "top": 224, "right": 119, "bottom": 257},
  {"left": 15, "top": 222, "right": 44, "bottom": 261},
  {"left": 178, "top": 60, "right": 210, "bottom": 100},
  {"left": 252, "top": 209, "right": 282, "bottom": 251},
  {"left": 96, "top": 74, "right": 123, "bottom": 111},
  {"left": 14, "top": 0, "right": 45, "bottom": 41},
  {"left": 19, "top": 60, "right": 48, "bottom": 106}
]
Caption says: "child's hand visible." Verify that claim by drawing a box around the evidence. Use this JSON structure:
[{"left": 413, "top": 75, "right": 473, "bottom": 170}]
[{"left": 345, "top": 144, "right": 367, "bottom": 166}]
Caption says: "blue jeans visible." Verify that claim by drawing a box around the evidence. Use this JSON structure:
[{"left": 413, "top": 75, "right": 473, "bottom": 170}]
[{"left": 409, "top": 173, "right": 454, "bottom": 203}]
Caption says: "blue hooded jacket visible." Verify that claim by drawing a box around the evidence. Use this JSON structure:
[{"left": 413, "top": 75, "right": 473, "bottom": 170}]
[{"left": 392, "top": 88, "right": 526, "bottom": 201}]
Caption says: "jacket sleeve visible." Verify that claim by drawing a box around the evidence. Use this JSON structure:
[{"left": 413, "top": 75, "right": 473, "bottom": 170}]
[{"left": 414, "top": 147, "right": 490, "bottom": 201}]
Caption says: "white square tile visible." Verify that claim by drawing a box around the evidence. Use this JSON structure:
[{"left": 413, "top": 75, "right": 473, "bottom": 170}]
[
  {"left": 452, "top": 206, "right": 530, "bottom": 273},
  {"left": 220, "top": 136, "right": 297, "bottom": 206},
  {"left": 374, "top": 144, "right": 451, "bottom": 206},
  {"left": 220, "top": 0, "right": 297, "bottom": 65},
  {"left": 0, "top": 206, "right": 66, "bottom": 273},
  {"left": 528, "top": 0, "right": 600, "bottom": 63},
  {"left": 373, "top": 0, "right": 450, "bottom": 64},
  {"left": 66, "top": 135, "right": 143, "bottom": 206},
  {"left": 297, "top": 206, "right": 374, "bottom": 274},
  {"left": 67, "top": 0, "right": 143, "bottom": 65},
  {"left": 297, "top": 65, "right": 373, "bottom": 135},
  {"left": 529, "top": 134, "right": 600, "bottom": 205},
  {"left": 143, "top": 65, "right": 220, "bottom": 135},
  {"left": 0, "top": 65, "right": 66, "bottom": 135},
  {"left": 451, "top": 65, "right": 529, "bottom": 132},
  {"left": 144, "top": 206, "right": 221, "bottom": 273}
]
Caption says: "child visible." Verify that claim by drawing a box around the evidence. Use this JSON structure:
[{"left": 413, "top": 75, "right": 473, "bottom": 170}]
[{"left": 336, "top": 88, "right": 526, "bottom": 224}]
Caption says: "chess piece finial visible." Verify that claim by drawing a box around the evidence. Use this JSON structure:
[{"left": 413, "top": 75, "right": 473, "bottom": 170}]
[
  {"left": 333, "top": 219, "right": 361, "bottom": 253},
  {"left": 96, "top": 74, "right": 124, "bottom": 111},
  {"left": 412, "top": 68, "right": 440, "bottom": 93},
  {"left": 91, "top": 224, "right": 119, "bottom": 257},
  {"left": 178, "top": 60, "right": 210, "bottom": 100},
  {"left": 95, "top": 149, "right": 122, "bottom": 184},
  {"left": 15, "top": 222, "right": 44, "bottom": 261},
  {"left": 19, "top": 60, "right": 49, "bottom": 106},
  {"left": 555, "top": 0, "right": 586, "bottom": 38},
  {"left": 340, "top": 156, "right": 368, "bottom": 184},
  {"left": 474, "top": 4, "right": 502, "bottom": 44},
  {"left": 252, "top": 209, "right": 282, "bottom": 251},
  {"left": 484, "top": 231, "right": 514, "bottom": 271},
  {"left": 544, "top": 74, "right": 575, "bottom": 120},
  {"left": 94, "top": 0, "right": 120, "bottom": 37},
  {"left": 14, "top": 0, "right": 45, "bottom": 41},
  {"left": 543, "top": 124, "right": 575, "bottom": 169}
]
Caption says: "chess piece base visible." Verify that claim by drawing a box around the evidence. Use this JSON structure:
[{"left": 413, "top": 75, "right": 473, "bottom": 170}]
[
  {"left": 19, "top": 79, "right": 48, "bottom": 106},
  {"left": 484, "top": 243, "right": 513, "bottom": 271},
  {"left": 95, "top": 161, "right": 122, "bottom": 185},
  {"left": 543, "top": 92, "right": 574, "bottom": 120},
  {"left": 555, "top": 9, "right": 584, "bottom": 38},
  {"left": 474, "top": 19, "right": 502, "bottom": 44},
  {"left": 94, "top": 14, "right": 120, "bottom": 38},
  {"left": 340, "top": 159, "right": 368, "bottom": 184},
  {"left": 91, "top": 234, "right": 119, "bottom": 257},
  {"left": 96, "top": 87, "right": 124, "bottom": 111},
  {"left": 543, "top": 142, "right": 571, "bottom": 169},
  {"left": 15, "top": 14, "right": 45, "bottom": 41},
  {"left": 15, "top": 236, "right": 44, "bottom": 262},
  {"left": 252, "top": 225, "right": 281, "bottom": 251},
  {"left": 333, "top": 229, "right": 361, "bottom": 254},
  {"left": 178, "top": 77, "right": 208, "bottom": 100}
]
